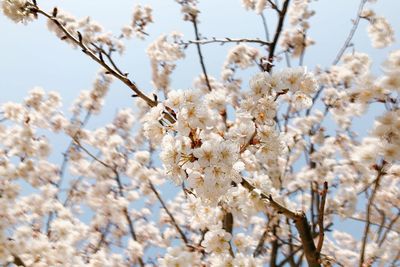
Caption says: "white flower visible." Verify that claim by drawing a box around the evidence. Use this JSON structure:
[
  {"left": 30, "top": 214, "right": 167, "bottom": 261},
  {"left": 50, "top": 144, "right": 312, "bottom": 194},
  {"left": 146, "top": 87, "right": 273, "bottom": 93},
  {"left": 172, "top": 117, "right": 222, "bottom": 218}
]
[
  {"left": 201, "top": 228, "right": 232, "bottom": 254},
  {"left": 280, "top": 67, "right": 306, "bottom": 92},
  {"left": 193, "top": 141, "right": 218, "bottom": 167},
  {"left": 292, "top": 91, "right": 312, "bottom": 110}
]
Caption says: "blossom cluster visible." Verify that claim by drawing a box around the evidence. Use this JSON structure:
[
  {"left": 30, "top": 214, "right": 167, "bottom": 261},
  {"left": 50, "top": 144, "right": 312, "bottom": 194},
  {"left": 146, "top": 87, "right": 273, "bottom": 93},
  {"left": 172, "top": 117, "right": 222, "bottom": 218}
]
[{"left": 122, "top": 5, "right": 153, "bottom": 40}]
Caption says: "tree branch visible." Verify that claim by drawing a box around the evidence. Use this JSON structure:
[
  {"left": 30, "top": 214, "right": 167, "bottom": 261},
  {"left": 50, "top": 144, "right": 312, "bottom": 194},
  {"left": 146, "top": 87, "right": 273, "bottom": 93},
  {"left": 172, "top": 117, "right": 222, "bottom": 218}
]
[
  {"left": 32, "top": 6, "right": 157, "bottom": 108},
  {"left": 359, "top": 165, "right": 385, "bottom": 267},
  {"left": 191, "top": 16, "right": 212, "bottom": 91},
  {"left": 241, "top": 178, "right": 321, "bottom": 266},
  {"left": 266, "top": 0, "right": 291, "bottom": 72},
  {"left": 148, "top": 180, "right": 189, "bottom": 245},
  {"left": 332, "top": 0, "right": 368, "bottom": 65},
  {"left": 316, "top": 181, "right": 328, "bottom": 253},
  {"left": 182, "top": 37, "right": 271, "bottom": 47}
]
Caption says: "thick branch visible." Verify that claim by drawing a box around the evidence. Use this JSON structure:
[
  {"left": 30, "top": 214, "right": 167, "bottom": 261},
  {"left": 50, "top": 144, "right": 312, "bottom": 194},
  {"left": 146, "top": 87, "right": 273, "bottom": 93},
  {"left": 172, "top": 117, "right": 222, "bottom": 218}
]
[
  {"left": 241, "top": 178, "right": 321, "bottom": 267},
  {"left": 33, "top": 6, "right": 157, "bottom": 108},
  {"left": 12, "top": 254, "right": 26, "bottom": 267}
]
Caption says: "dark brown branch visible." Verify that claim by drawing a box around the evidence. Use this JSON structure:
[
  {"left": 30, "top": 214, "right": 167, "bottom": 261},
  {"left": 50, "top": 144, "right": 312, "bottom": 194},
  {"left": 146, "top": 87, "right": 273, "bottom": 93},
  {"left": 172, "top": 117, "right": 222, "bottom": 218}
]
[
  {"left": 254, "top": 227, "right": 269, "bottom": 257},
  {"left": 316, "top": 182, "right": 328, "bottom": 253},
  {"left": 267, "top": 0, "right": 281, "bottom": 12},
  {"left": 241, "top": 178, "right": 321, "bottom": 267},
  {"left": 266, "top": 0, "right": 291, "bottom": 72},
  {"left": 270, "top": 225, "right": 279, "bottom": 267},
  {"left": 12, "top": 254, "right": 26, "bottom": 267},
  {"left": 359, "top": 165, "right": 385, "bottom": 267},
  {"left": 278, "top": 246, "right": 303, "bottom": 267},
  {"left": 91, "top": 43, "right": 125, "bottom": 76},
  {"left": 191, "top": 16, "right": 212, "bottom": 91},
  {"left": 91, "top": 223, "right": 111, "bottom": 254}
]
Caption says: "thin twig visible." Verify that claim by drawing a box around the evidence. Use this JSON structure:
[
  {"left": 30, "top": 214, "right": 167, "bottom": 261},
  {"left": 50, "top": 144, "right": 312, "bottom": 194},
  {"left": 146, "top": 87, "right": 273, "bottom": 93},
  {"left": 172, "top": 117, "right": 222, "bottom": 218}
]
[
  {"left": 267, "top": 0, "right": 281, "bottom": 12},
  {"left": 260, "top": 13, "right": 271, "bottom": 42},
  {"left": 359, "top": 165, "right": 385, "bottom": 267},
  {"left": 182, "top": 37, "right": 270, "bottom": 47},
  {"left": 332, "top": 0, "right": 367, "bottom": 65},
  {"left": 72, "top": 138, "right": 145, "bottom": 267},
  {"left": 148, "top": 181, "right": 189, "bottom": 245},
  {"left": 378, "top": 211, "right": 400, "bottom": 247},
  {"left": 91, "top": 43, "right": 125, "bottom": 75},
  {"left": 240, "top": 129, "right": 257, "bottom": 153},
  {"left": 46, "top": 111, "right": 92, "bottom": 236}
]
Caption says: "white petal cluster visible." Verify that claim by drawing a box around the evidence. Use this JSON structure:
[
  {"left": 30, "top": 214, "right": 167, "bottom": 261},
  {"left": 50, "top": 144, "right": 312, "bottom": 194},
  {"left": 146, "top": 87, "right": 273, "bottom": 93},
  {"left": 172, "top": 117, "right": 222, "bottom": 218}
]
[
  {"left": 158, "top": 246, "right": 202, "bottom": 266},
  {"left": 241, "top": 0, "right": 272, "bottom": 14},
  {"left": 379, "top": 49, "right": 400, "bottom": 91},
  {"left": 175, "top": 0, "right": 199, "bottom": 21},
  {"left": 71, "top": 71, "right": 112, "bottom": 115},
  {"left": 1, "top": 0, "right": 33, "bottom": 23},
  {"left": 224, "top": 44, "right": 259, "bottom": 70},
  {"left": 281, "top": 0, "right": 315, "bottom": 58},
  {"left": 367, "top": 15, "right": 395, "bottom": 48},
  {"left": 147, "top": 32, "right": 185, "bottom": 92}
]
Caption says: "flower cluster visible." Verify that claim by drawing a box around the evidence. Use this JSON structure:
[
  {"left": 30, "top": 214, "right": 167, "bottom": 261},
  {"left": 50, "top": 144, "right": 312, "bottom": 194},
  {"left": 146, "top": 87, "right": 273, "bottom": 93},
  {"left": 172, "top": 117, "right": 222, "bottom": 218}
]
[
  {"left": 147, "top": 32, "right": 185, "bottom": 92},
  {"left": 281, "top": 0, "right": 315, "bottom": 58},
  {"left": 122, "top": 5, "right": 153, "bottom": 39},
  {"left": 1, "top": 0, "right": 34, "bottom": 23},
  {"left": 241, "top": 0, "right": 273, "bottom": 14},
  {"left": 362, "top": 9, "right": 395, "bottom": 48},
  {"left": 175, "top": 0, "right": 199, "bottom": 22}
]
